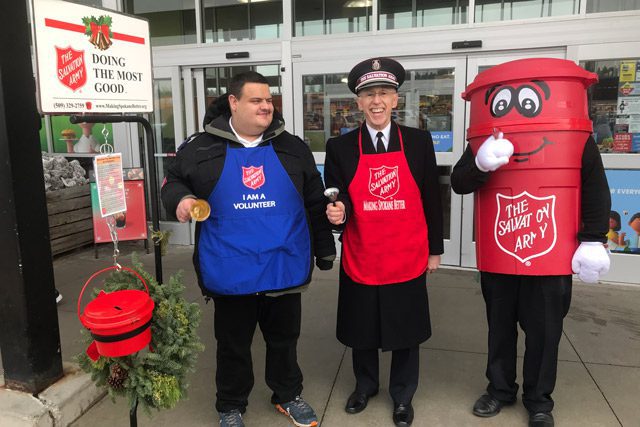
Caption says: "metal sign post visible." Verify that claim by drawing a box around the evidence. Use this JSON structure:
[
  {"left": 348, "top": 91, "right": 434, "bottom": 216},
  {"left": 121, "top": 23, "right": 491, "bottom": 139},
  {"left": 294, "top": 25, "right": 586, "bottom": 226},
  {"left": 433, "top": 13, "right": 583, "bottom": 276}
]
[
  {"left": 0, "top": 0, "right": 63, "bottom": 393},
  {"left": 71, "top": 114, "right": 163, "bottom": 284}
]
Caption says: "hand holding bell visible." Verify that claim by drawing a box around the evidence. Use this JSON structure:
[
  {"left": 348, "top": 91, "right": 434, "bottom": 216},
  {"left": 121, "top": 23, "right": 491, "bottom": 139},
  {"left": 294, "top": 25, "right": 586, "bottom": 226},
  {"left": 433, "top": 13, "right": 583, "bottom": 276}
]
[{"left": 324, "top": 187, "right": 339, "bottom": 206}]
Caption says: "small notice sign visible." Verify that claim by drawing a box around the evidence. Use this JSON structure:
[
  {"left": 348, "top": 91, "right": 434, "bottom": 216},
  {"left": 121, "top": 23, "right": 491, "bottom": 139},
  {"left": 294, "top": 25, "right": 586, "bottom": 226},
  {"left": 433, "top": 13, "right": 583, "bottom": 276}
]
[
  {"left": 93, "top": 153, "right": 126, "bottom": 217},
  {"left": 31, "top": 0, "right": 153, "bottom": 113}
]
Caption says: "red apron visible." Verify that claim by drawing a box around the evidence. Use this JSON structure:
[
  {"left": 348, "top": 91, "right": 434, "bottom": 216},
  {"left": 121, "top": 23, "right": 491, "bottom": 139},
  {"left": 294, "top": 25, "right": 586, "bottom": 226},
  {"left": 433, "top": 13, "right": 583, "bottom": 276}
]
[{"left": 342, "top": 125, "right": 429, "bottom": 285}]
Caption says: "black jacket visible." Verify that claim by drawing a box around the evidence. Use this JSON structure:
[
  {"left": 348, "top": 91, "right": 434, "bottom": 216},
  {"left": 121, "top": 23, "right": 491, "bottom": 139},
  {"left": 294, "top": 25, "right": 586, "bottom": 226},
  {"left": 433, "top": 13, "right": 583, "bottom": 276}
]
[
  {"left": 324, "top": 122, "right": 443, "bottom": 350},
  {"left": 161, "top": 95, "right": 336, "bottom": 296}
]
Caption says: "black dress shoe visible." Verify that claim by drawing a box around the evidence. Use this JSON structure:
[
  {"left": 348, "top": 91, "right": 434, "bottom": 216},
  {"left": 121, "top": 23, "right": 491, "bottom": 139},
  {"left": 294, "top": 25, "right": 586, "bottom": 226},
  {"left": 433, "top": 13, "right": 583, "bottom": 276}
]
[
  {"left": 529, "top": 412, "right": 554, "bottom": 427},
  {"left": 392, "top": 403, "right": 414, "bottom": 427},
  {"left": 345, "top": 390, "right": 377, "bottom": 414},
  {"left": 472, "top": 393, "right": 514, "bottom": 417}
]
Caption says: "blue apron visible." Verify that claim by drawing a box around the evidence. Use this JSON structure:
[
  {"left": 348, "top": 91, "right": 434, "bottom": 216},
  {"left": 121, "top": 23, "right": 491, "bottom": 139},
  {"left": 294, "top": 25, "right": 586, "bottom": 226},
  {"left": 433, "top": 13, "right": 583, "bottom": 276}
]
[{"left": 198, "top": 142, "right": 311, "bottom": 295}]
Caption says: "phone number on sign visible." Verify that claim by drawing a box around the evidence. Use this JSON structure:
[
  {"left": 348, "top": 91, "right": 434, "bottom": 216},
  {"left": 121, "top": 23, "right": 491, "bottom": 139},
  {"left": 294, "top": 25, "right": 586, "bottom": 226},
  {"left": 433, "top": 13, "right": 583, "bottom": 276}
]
[{"left": 53, "top": 102, "right": 86, "bottom": 109}]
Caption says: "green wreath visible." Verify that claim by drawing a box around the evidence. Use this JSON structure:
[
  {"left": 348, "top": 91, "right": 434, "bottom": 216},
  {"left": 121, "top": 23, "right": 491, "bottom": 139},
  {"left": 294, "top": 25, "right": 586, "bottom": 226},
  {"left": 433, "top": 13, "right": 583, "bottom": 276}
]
[{"left": 77, "top": 257, "right": 204, "bottom": 413}]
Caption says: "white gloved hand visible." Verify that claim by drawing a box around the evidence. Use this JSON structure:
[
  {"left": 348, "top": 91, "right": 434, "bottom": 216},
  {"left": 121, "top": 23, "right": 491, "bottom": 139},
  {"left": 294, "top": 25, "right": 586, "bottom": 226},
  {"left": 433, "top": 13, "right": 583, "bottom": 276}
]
[
  {"left": 475, "top": 132, "right": 514, "bottom": 172},
  {"left": 571, "top": 242, "right": 610, "bottom": 284}
]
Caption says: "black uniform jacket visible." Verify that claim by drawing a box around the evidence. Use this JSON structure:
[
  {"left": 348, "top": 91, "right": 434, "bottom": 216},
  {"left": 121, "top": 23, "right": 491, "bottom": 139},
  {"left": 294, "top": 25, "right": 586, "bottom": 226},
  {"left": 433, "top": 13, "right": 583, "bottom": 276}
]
[
  {"left": 161, "top": 96, "right": 336, "bottom": 297},
  {"left": 451, "top": 136, "right": 610, "bottom": 246},
  {"left": 324, "top": 122, "right": 444, "bottom": 351}
]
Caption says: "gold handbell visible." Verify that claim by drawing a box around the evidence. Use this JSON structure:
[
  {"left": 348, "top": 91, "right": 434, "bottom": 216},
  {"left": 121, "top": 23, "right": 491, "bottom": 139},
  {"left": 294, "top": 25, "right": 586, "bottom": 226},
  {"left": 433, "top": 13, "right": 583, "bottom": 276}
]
[{"left": 189, "top": 199, "right": 211, "bottom": 222}]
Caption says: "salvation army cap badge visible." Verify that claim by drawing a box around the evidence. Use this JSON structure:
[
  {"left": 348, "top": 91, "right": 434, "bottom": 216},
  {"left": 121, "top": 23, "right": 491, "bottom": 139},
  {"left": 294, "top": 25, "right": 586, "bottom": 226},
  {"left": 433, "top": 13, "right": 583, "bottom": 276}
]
[{"left": 348, "top": 57, "right": 406, "bottom": 94}]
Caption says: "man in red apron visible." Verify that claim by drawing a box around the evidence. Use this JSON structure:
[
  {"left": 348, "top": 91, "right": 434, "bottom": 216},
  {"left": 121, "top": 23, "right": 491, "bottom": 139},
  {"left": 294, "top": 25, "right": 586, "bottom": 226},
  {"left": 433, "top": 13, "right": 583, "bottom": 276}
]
[
  {"left": 324, "top": 58, "right": 444, "bottom": 427},
  {"left": 162, "top": 72, "right": 336, "bottom": 427}
]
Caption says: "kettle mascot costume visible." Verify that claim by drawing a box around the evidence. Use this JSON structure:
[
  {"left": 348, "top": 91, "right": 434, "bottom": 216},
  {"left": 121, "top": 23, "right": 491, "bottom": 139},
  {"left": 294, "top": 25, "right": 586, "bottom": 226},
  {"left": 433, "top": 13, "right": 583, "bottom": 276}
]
[{"left": 451, "top": 58, "right": 610, "bottom": 427}]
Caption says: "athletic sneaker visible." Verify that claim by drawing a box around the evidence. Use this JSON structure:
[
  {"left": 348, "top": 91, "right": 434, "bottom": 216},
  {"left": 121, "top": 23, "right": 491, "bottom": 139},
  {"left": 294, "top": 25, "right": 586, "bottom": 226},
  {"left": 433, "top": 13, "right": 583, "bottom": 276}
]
[
  {"left": 219, "top": 409, "right": 244, "bottom": 427},
  {"left": 55, "top": 289, "right": 63, "bottom": 304},
  {"left": 275, "top": 396, "right": 318, "bottom": 427}
]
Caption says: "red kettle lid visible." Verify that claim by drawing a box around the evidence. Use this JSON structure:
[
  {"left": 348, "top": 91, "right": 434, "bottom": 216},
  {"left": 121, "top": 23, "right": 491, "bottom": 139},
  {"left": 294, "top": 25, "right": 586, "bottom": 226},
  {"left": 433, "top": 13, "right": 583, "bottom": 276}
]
[
  {"left": 82, "top": 289, "right": 154, "bottom": 329},
  {"left": 463, "top": 58, "right": 598, "bottom": 100}
]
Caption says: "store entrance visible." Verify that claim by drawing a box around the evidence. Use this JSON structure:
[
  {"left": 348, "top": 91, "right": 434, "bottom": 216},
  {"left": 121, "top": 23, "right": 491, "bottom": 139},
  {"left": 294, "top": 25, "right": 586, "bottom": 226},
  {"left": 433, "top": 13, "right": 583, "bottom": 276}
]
[{"left": 293, "top": 49, "right": 565, "bottom": 267}]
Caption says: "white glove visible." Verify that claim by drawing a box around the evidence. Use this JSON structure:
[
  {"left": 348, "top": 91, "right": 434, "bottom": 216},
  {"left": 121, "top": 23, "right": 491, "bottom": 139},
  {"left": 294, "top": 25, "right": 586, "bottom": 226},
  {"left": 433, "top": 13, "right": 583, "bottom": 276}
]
[
  {"left": 475, "top": 132, "right": 514, "bottom": 172},
  {"left": 571, "top": 242, "right": 610, "bottom": 284}
]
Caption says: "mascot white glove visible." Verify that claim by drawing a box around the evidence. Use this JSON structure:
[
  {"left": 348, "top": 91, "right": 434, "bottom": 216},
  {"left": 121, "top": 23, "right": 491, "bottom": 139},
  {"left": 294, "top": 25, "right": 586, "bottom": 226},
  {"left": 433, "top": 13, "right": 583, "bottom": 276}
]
[
  {"left": 475, "top": 132, "right": 514, "bottom": 172},
  {"left": 571, "top": 242, "right": 610, "bottom": 284}
]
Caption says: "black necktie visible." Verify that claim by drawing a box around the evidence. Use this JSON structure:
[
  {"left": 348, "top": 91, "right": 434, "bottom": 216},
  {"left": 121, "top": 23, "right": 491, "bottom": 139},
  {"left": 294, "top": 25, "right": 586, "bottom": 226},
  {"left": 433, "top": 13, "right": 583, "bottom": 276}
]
[{"left": 376, "top": 132, "right": 385, "bottom": 153}]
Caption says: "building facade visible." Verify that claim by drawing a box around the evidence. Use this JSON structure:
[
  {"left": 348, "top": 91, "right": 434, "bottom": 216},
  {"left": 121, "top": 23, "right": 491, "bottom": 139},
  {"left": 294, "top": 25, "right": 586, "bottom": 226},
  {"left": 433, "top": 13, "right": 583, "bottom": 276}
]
[{"left": 38, "top": 0, "right": 640, "bottom": 284}]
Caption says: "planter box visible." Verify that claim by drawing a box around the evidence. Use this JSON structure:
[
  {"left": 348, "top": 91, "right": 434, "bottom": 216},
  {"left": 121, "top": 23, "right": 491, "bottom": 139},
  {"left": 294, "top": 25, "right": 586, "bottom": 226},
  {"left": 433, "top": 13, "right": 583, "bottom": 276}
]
[{"left": 47, "top": 185, "right": 93, "bottom": 255}]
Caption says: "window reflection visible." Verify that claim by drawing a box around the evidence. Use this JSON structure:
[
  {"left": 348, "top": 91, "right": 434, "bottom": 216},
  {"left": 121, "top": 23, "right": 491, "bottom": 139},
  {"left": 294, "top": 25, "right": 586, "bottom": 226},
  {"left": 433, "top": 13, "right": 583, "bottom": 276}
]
[
  {"left": 303, "top": 73, "right": 362, "bottom": 151},
  {"left": 439, "top": 166, "right": 452, "bottom": 240},
  {"left": 380, "top": 0, "right": 468, "bottom": 29},
  {"left": 303, "top": 68, "right": 455, "bottom": 153},
  {"left": 201, "top": 65, "right": 282, "bottom": 122},
  {"left": 72, "top": 0, "right": 103, "bottom": 6},
  {"left": 203, "top": 0, "right": 282, "bottom": 43},
  {"left": 151, "top": 80, "right": 175, "bottom": 155},
  {"left": 582, "top": 59, "right": 640, "bottom": 154},
  {"left": 587, "top": 0, "right": 640, "bottom": 13},
  {"left": 396, "top": 68, "right": 455, "bottom": 152},
  {"left": 294, "top": 0, "right": 370, "bottom": 36},
  {"left": 475, "top": 0, "right": 577, "bottom": 22},
  {"left": 124, "top": 0, "right": 196, "bottom": 46}
]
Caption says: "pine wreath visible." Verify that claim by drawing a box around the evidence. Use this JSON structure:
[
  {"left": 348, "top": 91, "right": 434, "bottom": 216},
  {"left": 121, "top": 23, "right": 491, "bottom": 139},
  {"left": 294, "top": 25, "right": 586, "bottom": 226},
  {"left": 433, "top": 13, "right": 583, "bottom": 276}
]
[{"left": 77, "top": 257, "right": 204, "bottom": 413}]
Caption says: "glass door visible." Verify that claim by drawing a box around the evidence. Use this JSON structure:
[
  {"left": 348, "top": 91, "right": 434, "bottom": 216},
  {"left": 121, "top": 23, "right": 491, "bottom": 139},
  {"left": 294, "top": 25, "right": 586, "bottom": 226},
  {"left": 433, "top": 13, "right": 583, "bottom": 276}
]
[
  {"left": 571, "top": 42, "right": 640, "bottom": 285},
  {"left": 461, "top": 49, "right": 567, "bottom": 268},
  {"left": 293, "top": 57, "right": 467, "bottom": 266},
  {"left": 150, "top": 66, "right": 192, "bottom": 244}
]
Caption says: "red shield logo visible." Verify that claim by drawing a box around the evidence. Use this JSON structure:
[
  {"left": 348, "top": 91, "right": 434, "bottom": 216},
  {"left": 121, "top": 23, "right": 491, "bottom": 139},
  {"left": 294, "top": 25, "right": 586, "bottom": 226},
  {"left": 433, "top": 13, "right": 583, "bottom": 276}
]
[
  {"left": 242, "top": 166, "right": 265, "bottom": 190},
  {"left": 368, "top": 165, "right": 399, "bottom": 200},
  {"left": 55, "top": 46, "right": 87, "bottom": 91},
  {"left": 494, "top": 191, "right": 557, "bottom": 265}
]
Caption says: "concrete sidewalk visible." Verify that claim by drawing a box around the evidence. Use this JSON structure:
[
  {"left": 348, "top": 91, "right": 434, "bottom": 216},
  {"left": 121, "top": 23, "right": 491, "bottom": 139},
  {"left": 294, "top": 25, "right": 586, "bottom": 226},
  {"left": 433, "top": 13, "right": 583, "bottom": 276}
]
[{"left": 11, "top": 243, "right": 640, "bottom": 426}]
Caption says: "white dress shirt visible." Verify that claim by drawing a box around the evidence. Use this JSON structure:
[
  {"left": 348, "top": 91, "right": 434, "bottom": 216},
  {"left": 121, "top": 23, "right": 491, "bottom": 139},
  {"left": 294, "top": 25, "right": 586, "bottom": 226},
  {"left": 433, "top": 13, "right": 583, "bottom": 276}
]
[
  {"left": 366, "top": 122, "right": 391, "bottom": 152},
  {"left": 229, "top": 118, "right": 263, "bottom": 148}
]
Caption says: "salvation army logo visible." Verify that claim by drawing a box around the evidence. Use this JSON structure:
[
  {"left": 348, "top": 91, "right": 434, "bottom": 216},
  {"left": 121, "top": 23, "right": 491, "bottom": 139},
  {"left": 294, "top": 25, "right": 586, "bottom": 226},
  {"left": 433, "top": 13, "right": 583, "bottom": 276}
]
[
  {"left": 56, "top": 46, "right": 87, "bottom": 91},
  {"left": 494, "top": 191, "right": 557, "bottom": 265},
  {"left": 242, "top": 166, "right": 265, "bottom": 190},
  {"left": 368, "top": 166, "right": 399, "bottom": 200}
]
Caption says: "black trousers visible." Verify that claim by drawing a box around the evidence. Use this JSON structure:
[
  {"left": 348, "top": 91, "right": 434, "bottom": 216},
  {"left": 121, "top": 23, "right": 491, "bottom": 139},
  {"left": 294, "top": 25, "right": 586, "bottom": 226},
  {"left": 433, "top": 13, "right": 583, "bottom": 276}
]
[
  {"left": 213, "top": 293, "right": 303, "bottom": 413},
  {"left": 480, "top": 272, "right": 572, "bottom": 413},
  {"left": 352, "top": 346, "right": 419, "bottom": 405}
]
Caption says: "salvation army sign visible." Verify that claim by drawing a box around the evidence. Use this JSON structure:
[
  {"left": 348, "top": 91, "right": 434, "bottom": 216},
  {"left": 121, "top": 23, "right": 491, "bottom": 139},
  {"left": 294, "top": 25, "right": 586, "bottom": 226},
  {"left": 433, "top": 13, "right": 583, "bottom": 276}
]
[
  {"left": 31, "top": 0, "right": 153, "bottom": 113},
  {"left": 494, "top": 191, "right": 557, "bottom": 265}
]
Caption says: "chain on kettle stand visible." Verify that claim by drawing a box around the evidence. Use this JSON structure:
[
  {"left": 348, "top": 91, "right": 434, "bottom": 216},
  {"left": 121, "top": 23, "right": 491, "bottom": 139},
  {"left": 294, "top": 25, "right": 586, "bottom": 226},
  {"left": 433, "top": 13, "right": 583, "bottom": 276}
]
[
  {"left": 101, "top": 123, "right": 120, "bottom": 269},
  {"left": 106, "top": 215, "right": 121, "bottom": 269},
  {"left": 100, "top": 124, "right": 114, "bottom": 155}
]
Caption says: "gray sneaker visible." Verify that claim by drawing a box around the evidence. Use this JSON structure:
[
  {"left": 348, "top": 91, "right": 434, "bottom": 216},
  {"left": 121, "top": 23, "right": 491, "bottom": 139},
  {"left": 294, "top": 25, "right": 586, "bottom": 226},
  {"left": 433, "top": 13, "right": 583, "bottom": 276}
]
[
  {"left": 275, "top": 396, "right": 318, "bottom": 427},
  {"left": 219, "top": 409, "right": 244, "bottom": 427}
]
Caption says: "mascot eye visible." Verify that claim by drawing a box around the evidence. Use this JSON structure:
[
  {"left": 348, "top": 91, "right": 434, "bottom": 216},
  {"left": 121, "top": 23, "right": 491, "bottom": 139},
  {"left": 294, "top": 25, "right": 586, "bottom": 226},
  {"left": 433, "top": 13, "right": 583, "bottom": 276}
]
[
  {"left": 491, "top": 88, "right": 513, "bottom": 117},
  {"left": 516, "top": 87, "right": 542, "bottom": 117}
]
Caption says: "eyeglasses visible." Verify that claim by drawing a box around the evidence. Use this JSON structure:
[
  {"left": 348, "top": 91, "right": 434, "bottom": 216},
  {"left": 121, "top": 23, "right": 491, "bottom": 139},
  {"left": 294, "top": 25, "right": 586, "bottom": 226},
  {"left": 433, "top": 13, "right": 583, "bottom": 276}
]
[{"left": 358, "top": 89, "right": 397, "bottom": 99}]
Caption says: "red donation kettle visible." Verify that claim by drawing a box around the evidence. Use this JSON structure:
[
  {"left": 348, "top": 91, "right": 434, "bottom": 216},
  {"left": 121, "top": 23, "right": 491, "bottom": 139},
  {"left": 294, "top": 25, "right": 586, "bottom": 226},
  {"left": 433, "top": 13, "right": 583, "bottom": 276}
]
[
  {"left": 462, "top": 58, "right": 598, "bottom": 275},
  {"left": 78, "top": 266, "right": 154, "bottom": 360}
]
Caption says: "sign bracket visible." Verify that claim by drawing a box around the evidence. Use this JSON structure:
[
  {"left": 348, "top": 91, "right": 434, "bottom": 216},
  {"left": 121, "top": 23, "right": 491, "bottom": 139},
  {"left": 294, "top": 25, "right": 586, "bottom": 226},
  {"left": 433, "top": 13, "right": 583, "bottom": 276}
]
[{"left": 71, "top": 114, "right": 162, "bottom": 284}]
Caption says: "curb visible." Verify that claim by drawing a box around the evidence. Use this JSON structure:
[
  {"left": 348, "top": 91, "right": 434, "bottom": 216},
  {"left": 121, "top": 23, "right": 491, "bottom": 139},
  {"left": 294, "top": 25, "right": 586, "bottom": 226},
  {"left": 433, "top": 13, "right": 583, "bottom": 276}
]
[{"left": 0, "top": 363, "right": 106, "bottom": 427}]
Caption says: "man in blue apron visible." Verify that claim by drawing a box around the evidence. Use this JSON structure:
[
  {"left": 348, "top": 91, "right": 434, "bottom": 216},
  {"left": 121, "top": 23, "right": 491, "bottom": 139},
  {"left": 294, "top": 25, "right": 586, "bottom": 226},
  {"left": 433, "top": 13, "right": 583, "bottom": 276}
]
[{"left": 161, "top": 71, "right": 336, "bottom": 427}]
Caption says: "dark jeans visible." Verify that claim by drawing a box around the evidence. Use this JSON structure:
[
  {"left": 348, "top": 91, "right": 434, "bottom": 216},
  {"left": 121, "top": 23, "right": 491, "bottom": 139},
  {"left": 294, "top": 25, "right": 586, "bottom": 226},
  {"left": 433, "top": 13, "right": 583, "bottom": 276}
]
[
  {"left": 481, "top": 273, "right": 572, "bottom": 413},
  {"left": 213, "top": 293, "right": 303, "bottom": 413},
  {"left": 352, "top": 346, "right": 419, "bottom": 405}
]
